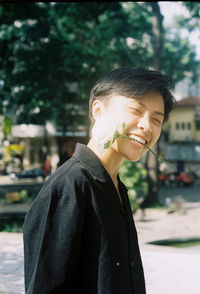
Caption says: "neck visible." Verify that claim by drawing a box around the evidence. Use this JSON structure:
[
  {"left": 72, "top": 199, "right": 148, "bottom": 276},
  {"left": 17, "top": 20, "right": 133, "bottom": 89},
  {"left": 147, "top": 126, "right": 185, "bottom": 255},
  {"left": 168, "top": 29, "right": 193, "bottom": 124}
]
[{"left": 87, "top": 138, "right": 124, "bottom": 182}]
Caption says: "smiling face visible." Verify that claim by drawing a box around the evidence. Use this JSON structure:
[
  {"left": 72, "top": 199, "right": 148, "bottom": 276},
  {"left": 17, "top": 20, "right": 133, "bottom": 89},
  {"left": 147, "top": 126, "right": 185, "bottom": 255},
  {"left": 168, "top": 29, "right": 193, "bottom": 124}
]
[{"left": 104, "top": 90, "right": 165, "bottom": 161}]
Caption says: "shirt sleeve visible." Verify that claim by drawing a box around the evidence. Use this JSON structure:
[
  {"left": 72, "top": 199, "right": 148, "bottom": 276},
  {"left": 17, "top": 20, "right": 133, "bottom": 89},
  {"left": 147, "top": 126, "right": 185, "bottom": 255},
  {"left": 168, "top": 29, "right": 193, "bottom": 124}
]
[{"left": 23, "top": 172, "right": 89, "bottom": 294}]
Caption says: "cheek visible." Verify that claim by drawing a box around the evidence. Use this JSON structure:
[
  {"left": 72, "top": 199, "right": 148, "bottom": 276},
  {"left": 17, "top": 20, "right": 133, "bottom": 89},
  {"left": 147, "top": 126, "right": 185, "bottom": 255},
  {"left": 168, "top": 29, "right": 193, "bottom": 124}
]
[
  {"left": 151, "top": 127, "right": 162, "bottom": 146},
  {"left": 113, "top": 112, "right": 130, "bottom": 127},
  {"left": 112, "top": 109, "right": 136, "bottom": 125},
  {"left": 118, "top": 115, "right": 138, "bottom": 133}
]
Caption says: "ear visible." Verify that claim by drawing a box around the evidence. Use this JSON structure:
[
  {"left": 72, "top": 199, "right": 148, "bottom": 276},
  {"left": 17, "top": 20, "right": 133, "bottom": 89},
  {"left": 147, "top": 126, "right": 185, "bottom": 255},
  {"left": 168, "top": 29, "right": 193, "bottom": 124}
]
[{"left": 92, "top": 100, "right": 105, "bottom": 120}]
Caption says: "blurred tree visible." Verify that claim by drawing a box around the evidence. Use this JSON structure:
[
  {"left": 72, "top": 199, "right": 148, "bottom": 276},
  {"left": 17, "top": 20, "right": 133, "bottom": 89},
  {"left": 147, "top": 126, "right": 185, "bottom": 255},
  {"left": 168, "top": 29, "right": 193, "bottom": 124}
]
[
  {"left": 2, "top": 117, "right": 12, "bottom": 141},
  {"left": 162, "top": 2, "right": 200, "bottom": 83},
  {"left": 150, "top": 2, "right": 163, "bottom": 71},
  {"left": 119, "top": 159, "right": 148, "bottom": 213},
  {"left": 0, "top": 2, "right": 152, "bottom": 129},
  {"left": 183, "top": 2, "right": 200, "bottom": 19},
  {"left": 144, "top": 2, "right": 163, "bottom": 207},
  {"left": 0, "top": 2, "right": 154, "bottom": 164},
  {"left": 139, "top": 2, "right": 200, "bottom": 207},
  {"left": 0, "top": 2, "right": 200, "bottom": 207},
  {"left": 0, "top": 2, "right": 199, "bottom": 126}
]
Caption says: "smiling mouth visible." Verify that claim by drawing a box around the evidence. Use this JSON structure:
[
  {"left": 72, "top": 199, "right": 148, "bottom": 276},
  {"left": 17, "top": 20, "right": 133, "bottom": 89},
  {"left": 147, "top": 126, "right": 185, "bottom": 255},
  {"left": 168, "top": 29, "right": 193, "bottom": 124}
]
[{"left": 127, "top": 133, "right": 148, "bottom": 145}]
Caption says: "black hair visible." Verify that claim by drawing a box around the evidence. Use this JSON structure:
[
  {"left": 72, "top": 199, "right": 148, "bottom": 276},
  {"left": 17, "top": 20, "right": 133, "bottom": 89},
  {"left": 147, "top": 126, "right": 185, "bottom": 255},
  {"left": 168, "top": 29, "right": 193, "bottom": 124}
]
[{"left": 89, "top": 67, "right": 176, "bottom": 130}]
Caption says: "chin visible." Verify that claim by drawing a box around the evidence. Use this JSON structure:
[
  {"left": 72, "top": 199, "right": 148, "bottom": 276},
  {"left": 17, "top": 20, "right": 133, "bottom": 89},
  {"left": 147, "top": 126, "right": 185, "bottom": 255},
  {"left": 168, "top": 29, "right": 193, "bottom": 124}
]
[
  {"left": 115, "top": 139, "right": 148, "bottom": 161},
  {"left": 123, "top": 152, "right": 145, "bottom": 162}
]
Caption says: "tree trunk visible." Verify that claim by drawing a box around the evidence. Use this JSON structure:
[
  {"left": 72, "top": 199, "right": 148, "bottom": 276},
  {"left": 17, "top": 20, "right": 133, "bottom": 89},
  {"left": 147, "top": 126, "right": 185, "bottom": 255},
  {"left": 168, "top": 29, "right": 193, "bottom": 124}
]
[
  {"left": 151, "top": 2, "right": 163, "bottom": 71},
  {"left": 144, "top": 2, "right": 163, "bottom": 206}
]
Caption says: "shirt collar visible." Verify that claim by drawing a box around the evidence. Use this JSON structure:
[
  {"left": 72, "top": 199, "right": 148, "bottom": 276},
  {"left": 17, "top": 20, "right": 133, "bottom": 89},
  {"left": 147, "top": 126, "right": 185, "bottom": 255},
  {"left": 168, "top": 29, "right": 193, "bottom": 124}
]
[{"left": 72, "top": 143, "right": 110, "bottom": 183}]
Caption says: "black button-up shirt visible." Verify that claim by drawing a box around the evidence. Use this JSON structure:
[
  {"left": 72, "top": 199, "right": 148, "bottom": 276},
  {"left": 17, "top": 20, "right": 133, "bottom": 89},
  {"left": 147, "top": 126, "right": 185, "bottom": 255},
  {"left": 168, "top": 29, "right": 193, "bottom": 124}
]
[{"left": 23, "top": 143, "right": 146, "bottom": 294}]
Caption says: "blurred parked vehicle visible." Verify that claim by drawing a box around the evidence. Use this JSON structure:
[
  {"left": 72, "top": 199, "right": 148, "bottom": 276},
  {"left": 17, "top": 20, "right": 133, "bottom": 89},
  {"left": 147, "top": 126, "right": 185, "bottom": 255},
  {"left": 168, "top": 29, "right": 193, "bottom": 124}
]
[
  {"left": 159, "top": 171, "right": 194, "bottom": 187},
  {"left": 10, "top": 168, "right": 45, "bottom": 181}
]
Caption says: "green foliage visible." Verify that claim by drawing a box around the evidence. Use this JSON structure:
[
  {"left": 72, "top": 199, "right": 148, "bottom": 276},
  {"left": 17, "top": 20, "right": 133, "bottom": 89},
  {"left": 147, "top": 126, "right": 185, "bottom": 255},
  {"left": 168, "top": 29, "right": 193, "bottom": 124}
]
[
  {"left": 162, "top": 31, "right": 200, "bottom": 83},
  {"left": 1, "top": 2, "right": 152, "bottom": 128},
  {"left": 0, "top": 2, "right": 199, "bottom": 130},
  {"left": 20, "top": 189, "right": 28, "bottom": 201},
  {"left": 119, "top": 159, "right": 148, "bottom": 213},
  {"left": 183, "top": 2, "right": 200, "bottom": 19},
  {"left": 0, "top": 219, "right": 24, "bottom": 232},
  {"left": 2, "top": 117, "right": 12, "bottom": 138},
  {"left": 162, "top": 3, "right": 200, "bottom": 83}
]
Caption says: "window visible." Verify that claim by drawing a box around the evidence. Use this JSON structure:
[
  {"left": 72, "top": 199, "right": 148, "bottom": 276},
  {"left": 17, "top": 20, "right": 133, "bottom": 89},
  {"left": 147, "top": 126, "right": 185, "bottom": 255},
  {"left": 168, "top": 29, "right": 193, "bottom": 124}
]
[
  {"left": 175, "top": 122, "right": 191, "bottom": 130},
  {"left": 196, "top": 120, "right": 200, "bottom": 130},
  {"left": 175, "top": 122, "right": 179, "bottom": 130}
]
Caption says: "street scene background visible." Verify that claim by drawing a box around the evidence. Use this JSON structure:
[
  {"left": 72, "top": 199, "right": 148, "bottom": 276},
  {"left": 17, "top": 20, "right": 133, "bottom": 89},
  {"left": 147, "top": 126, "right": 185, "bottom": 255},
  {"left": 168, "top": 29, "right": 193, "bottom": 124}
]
[{"left": 0, "top": 2, "right": 200, "bottom": 293}]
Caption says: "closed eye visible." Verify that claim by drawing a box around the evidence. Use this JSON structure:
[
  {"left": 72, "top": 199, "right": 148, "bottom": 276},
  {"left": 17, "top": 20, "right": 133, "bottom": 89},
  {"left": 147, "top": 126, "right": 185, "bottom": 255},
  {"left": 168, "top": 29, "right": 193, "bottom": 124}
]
[
  {"left": 130, "top": 108, "right": 142, "bottom": 115},
  {"left": 153, "top": 118, "right": 162, "bottom": 125}
]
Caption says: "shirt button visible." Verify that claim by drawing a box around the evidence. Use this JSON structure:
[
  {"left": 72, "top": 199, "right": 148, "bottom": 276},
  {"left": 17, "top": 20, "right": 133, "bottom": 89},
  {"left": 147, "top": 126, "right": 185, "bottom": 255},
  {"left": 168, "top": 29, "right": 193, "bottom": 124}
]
[
  {"left": 131, "top": 261, "right": 134, "bottom": 267},
  {"left": 116, "top": 262, "right": 120, "bottom": 266}
]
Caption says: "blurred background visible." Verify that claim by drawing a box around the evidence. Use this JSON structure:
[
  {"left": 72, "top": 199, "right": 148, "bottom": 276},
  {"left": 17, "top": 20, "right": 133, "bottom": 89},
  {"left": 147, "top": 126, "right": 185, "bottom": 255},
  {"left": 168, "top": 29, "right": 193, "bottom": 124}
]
[
  {"left": 0, "top": 1, "right": 200, "bottom": 228},
  {"left": 1, "top": 2, "right": 200, "bottom": 294}
]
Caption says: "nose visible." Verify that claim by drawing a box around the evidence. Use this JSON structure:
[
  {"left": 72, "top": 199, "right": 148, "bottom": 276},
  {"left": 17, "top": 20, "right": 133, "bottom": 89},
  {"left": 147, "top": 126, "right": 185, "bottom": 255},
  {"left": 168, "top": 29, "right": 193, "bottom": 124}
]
[{"left": 137, "top": 113, "right": 152, "bottom": 134}]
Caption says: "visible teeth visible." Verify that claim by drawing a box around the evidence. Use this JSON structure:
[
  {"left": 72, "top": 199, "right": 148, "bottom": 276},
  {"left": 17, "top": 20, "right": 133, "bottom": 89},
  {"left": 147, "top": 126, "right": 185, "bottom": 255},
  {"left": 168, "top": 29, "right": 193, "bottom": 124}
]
[{"left": 128, "top": 134, "right": 146, "bottom": 144}]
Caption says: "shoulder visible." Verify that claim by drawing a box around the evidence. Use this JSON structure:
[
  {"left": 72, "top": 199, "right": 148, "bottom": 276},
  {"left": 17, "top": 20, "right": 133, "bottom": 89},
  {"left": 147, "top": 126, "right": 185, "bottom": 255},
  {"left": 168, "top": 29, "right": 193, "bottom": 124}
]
[
  {"left": 39, "top": 156, "right": 93, "bottom": 199},
  {"left": 25, "top": 157, "right": 92, "bottom": 221}
]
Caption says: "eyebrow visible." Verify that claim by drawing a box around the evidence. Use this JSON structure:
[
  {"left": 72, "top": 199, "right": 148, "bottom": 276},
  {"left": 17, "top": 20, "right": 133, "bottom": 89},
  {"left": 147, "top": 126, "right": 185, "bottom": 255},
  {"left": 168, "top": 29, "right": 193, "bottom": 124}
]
[{"left": 138, "top": 101, "right": 165, "bottom": 117}]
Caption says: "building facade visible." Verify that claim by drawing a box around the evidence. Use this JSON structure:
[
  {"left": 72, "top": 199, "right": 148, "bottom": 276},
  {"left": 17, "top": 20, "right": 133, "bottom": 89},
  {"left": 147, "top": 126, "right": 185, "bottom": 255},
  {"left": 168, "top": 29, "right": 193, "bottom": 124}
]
[
  {"left": 11, "top": 123, "right": 88, "bottom": 172},
  {"left": 161, "top": 97, "right": 200, "bottom": 176},
  {"left": 165, "top": 97, "right": 200, "bottom": 143}
]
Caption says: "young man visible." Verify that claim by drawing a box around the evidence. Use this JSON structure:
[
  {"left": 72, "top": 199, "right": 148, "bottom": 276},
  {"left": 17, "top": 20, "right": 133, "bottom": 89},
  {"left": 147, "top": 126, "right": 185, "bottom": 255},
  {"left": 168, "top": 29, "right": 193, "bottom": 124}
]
[{"left": 23, "top": 67, "right": 176, "bottom": 294}]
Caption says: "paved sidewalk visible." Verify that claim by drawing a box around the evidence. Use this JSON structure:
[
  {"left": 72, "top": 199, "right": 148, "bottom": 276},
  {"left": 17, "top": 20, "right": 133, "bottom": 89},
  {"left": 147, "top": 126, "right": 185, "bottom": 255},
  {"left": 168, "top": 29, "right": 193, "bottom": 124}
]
[
  {"left": 0, "top": 203, "right": 200, "bottom": 294},
  {"left": 142, "top": 250, "right": 200, "bottom": 294},
  {"left": 134, "top": 202, "right": 200, "bottom": 294},
  {"left": 0, "top": 233, "right": 24, "bottom": 294}
]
